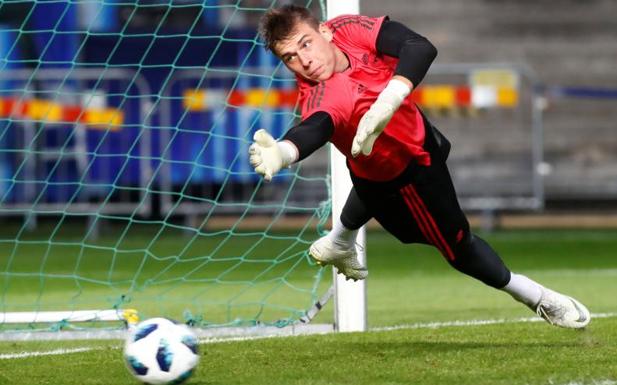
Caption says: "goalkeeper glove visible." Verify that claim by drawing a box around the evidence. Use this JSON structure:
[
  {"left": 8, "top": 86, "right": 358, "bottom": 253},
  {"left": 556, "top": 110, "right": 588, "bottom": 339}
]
[
  {"left": 249, "top": 129, "right": 298, "bottom": 182},
  {"left": 351, "top": 78, "right": 411, "bottom": 157}
]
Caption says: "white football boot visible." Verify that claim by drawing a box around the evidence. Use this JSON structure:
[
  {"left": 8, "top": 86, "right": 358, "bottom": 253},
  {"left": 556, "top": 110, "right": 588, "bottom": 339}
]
[
  {"left": 309, "top": 235, "right": 368, "bottom": 281},
  {"left": 534, "top": 287, "right": 590, "bottom": 329}
]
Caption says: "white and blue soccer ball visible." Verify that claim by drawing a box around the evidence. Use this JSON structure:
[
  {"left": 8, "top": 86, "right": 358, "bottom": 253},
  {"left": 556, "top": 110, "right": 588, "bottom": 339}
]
[{"left": 124, "top": 317, "right": 199, "bottom": 385}]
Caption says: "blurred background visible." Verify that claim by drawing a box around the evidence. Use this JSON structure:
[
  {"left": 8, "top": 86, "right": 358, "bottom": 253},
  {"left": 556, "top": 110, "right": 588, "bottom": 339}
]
[
  {"left": 0, "top": 0, "right": 616, "bottom": 230},
  {"left": 1, "top": 0, "right": 616, "bottom": 233},
  {"left": 363, "top": 0, "right": 617, "bottom": 215}
]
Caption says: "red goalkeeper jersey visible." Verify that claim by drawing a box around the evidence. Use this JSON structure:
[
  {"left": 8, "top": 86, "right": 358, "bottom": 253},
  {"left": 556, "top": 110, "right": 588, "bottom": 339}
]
[{"left": 298, "top": 15, "right": 430, "bottom": 182}]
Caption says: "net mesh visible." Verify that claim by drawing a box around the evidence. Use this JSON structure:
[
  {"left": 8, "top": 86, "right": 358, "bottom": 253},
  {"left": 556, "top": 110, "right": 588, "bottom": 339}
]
[{"left": 0, "top": 0, "right": 331, "bottom": 332}]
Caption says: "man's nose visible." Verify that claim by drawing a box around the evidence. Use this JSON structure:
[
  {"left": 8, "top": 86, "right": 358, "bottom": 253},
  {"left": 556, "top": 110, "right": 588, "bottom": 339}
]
[{"left": 298, "top": 52, "right": 311, "bottom": 67}]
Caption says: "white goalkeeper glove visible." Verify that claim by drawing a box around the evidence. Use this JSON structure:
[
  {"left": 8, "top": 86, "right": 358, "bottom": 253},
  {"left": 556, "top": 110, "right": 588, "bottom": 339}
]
[
  {"left": 351, "top": 78, "right": 411, "bottom": 157},
  {"left": 249, "top": 129, "right": 298, "bottom": 182}
]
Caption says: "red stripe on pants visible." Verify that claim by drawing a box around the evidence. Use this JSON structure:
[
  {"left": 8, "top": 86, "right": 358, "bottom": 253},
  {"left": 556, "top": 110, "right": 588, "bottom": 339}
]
[
  {"left": 408, "top": 185, "right": 456, "bottom": 261},
  {"left": 402, "top": 185, "right": 456, "bottom": 261},
  {"left": 400, "top": 185, "right": 446, "bottom": 258}
]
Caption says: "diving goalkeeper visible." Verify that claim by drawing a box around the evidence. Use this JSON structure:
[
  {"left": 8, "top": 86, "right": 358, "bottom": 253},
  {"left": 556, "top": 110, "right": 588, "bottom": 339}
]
[{"left": 249, "top": 5, "right": 590, "bottom": 329}]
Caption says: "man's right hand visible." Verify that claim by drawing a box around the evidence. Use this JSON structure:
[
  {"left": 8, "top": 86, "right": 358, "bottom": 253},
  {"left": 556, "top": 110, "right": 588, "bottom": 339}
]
[
  {"left": 351, "top": 78, "right": 411, "bottom": 157},
  {"left": 351, "top": 101, "right": 395, "bottom": 157},
  {"left": 249, "top": 129, "right": 284, "bottom": 182}
]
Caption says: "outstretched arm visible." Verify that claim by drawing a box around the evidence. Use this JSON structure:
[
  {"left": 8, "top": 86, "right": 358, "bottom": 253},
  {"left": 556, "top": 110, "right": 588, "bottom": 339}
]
[
  {"left": 352, "top": 19, "right": 438, "bottom": 157},
  {"left": 249, "top": 111, "right": 334, "bottom": 181},
  {"left": 376, "top": 19, "right": 437, "bottom": 89},
  {"left": 282, "top": 111, "right": 334, "bottom": 161}
]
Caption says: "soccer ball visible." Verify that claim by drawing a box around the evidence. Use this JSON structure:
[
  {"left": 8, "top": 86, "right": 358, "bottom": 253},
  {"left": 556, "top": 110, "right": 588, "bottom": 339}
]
[{"left": 124, "top": 317, "right": 199, "bottom": 385}]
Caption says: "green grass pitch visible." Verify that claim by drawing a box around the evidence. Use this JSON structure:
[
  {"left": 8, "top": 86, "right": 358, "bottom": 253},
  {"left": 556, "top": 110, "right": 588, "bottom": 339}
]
[{"left": 1, "top": 229, "right": 616, "bottom": 385}]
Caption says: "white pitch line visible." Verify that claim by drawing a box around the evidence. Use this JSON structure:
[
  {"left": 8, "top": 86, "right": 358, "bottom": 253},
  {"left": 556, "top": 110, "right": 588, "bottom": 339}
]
[
  {"left": 524, "top": 268, "right": 617, "bottom": 277},
  {"left": 371, "top": 312, "right": 617, "bottom": 332},
  {"left": 0, "top": 347, "right": 96, "bottom": 360},
  {"left": 197, "top": 312, "right": 617, "bottom": 344},
  {"left": 199, "top": 334, "right": 284, "bottom": 344},
  {"left": 3, "top": 312, "right": 616, "bottom": 358}
]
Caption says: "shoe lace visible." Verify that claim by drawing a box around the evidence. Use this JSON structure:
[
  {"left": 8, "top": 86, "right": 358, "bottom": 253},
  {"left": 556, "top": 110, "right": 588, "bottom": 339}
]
[{"left": 536, "top": 300, "right": 567, "bottom": 324}]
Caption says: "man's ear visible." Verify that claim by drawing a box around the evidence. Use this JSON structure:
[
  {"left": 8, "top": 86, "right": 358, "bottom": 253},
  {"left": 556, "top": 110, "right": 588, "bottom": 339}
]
[{"left": 319, "top": 23, "right": 333, "bottom": 42}]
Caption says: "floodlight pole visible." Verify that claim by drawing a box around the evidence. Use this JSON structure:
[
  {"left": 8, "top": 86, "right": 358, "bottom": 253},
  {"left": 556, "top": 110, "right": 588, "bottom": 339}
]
[{"left": 326, "top": 0, "right": 367, "bottom": 333}]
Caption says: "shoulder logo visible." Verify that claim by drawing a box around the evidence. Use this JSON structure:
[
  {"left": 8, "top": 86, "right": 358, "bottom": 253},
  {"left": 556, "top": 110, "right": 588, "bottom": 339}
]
[
  {"left": 357, "top": 83, "right": 366, "bottom": 94},
  {"left": 330, "top": 16, "right": 376, "bottom": 32},
  {"left": 361, "top": 53, "right": 369, "bottom": 65}
]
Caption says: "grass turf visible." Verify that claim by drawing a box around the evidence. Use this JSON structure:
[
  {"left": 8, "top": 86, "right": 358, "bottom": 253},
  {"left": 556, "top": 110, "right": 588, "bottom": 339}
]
[
  {"left": 1, "top": 229, "right": 616, "bottom": 384},
  {"left": 1, "top": 318, "right": 616, "bottom": 385}
]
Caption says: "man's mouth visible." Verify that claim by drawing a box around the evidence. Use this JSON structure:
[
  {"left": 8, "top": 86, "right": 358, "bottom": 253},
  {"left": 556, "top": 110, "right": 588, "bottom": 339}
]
[{"left": 309, "top": 66, "right": 322, "bottom": 78}]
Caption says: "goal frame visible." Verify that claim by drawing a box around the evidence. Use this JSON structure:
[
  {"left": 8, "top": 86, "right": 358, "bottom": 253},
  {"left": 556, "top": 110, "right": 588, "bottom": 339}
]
[{"left": 0, "top": 0, "right": 365, "bottom": 341}]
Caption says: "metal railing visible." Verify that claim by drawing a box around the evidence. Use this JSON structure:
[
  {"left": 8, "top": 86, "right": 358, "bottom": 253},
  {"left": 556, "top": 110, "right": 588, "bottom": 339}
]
[
  {"left": 0, "top": 64, "right": 545, "bottom": 224},
  {"left": 426, "top": 63, "right": 545, "bottom": 212},
  {"left": 0, "top": 68, "right": 153, "bottom": 223}
]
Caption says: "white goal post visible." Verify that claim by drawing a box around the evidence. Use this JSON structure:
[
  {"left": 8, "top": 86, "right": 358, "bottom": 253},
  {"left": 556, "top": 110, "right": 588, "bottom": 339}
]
[{"left": 327, "top": 0, "right": 368, "bottom": 333}]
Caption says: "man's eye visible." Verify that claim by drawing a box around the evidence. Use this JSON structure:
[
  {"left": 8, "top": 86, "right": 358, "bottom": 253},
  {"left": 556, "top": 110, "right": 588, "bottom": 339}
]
[
  {"left": 285, "top": 55, "right": 296, "bottom": 62},
  {"left": 303, "top": 41, "right": 311, "bottom": 48}
]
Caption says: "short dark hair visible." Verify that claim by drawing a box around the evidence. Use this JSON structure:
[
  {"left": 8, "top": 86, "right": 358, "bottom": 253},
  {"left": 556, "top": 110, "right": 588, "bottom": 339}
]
[{"left": 258, "top": 5, "right": 320, "bottom": 53}]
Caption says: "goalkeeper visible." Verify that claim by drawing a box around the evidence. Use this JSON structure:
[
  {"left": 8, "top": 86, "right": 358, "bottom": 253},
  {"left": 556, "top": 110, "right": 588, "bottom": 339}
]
[{"left": 249, "top": 5, "right": 591, "bottom": 329}]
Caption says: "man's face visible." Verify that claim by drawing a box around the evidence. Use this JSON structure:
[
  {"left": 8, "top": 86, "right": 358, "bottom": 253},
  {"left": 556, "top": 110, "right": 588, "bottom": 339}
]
[{"left": 274, "top": 21, "right": 336, "bottom": 82}]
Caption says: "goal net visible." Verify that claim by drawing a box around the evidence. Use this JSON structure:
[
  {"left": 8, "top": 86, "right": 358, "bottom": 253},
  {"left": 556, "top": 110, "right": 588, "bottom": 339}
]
[{"left": 0, "top": 0, "right": 334, "bottom": 339}]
